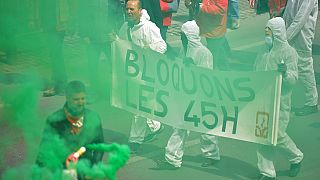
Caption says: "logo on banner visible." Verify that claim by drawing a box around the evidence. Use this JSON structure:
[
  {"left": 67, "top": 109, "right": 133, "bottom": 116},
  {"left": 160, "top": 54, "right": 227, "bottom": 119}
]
[{"left": 255, "top": 112, "right": 269, "bottom": 139}]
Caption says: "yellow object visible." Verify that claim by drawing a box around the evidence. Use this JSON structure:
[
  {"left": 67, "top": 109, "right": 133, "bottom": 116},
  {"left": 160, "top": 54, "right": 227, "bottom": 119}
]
[{"left": 73, "top": 147, "right": 86, "bottom": 158}]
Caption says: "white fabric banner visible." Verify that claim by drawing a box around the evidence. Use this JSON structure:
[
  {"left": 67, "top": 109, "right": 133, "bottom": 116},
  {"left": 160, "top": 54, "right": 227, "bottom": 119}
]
[{"left": 111, "top": 40, "right": 282, "bottom": 145}]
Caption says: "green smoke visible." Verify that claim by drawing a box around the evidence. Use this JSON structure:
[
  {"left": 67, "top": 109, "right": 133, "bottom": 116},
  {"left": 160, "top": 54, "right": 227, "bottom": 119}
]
[
  {"left": 76, "top": 143, "right": 130, "bottom": 180},
  {"left": 0, "top": 73, "right": 43, "bottom": 179}
]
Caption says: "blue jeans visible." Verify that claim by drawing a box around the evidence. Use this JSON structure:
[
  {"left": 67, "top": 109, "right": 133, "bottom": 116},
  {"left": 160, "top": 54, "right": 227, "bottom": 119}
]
[{"left": 228, "top": 0, "right": 239, "bottom": 20}]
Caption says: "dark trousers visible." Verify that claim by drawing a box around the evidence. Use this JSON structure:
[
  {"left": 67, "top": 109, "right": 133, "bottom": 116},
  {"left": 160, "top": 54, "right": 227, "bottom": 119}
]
[
  {"left": 206, "top": 36, "right": 231, "bottom": 71},
  {"left": 160, "top": 26, "right": 168, "bottom": 42},
  {"left": 86, "top": 42, "right": 112, "bottom": 97},
  {"left": 46, "top": 31, "right": 67, "bottom": 92}
]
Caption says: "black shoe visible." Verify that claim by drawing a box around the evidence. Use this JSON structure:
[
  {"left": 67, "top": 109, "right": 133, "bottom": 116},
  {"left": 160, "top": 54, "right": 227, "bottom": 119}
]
[
  {"left": 295, "top": 105, "right": 318, "bottom": 116},
  {"left": 128, "top": 143, "right": 141, "bottom": 154},
  {"left": 201, "top": 158, "right": 220, "bottom": 167},
  {"left": 155, "top": 159, "right": 179, "bottom": 170},
  {"left": 257, "top": 174, "right": 276, "bottom": 180},
  {"left": 143, "top": 125, "right": 164, "bottom": 143},
  {"left": 289, "top": 161, "right": 302, "bottom": 177}
]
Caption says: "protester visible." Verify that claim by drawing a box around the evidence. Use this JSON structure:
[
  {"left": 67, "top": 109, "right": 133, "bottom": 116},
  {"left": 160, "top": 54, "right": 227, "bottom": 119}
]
[
  {"left": 159, "top": 0, "right": 180, "bottom": 41},
  {"left": 140, "top": 0, "right": 164, "bottom": 30},
  {"left": 228, "top": 0, "right": 240, "bottom": 29},
  {"left": 196, "top": 0, "right": 231, "bottom": 70},
  {"left": 283, "top": 0, "right": 319, "bottom": 116},
  {"left": 78, "top": 0, "right": 125, "bottom": 102},
  {"left": 36, "top": 81, "right": 104, "bottom": 179},
  {"left": 40, "top": 0, "right": 69, "bottom": 97},
  {"left": 156, "top": 20, "right": 220, "bottom": 170},
  {"left": 117, "top": 0, "right": 167, "bottom": 154},
  {"left": 254, "top": 17, "right": 303, "bottom": 180}
]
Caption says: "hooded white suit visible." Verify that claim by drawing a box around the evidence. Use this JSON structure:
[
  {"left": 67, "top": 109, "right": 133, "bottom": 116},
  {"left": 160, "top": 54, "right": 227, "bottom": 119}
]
[
  {"left": 165, "top": 20, "right": 220, "bottom": 168},
  {"left": 119, "top": 9, "right": 167, "bottom": 144},
  {"left": 255, "top": 17, "right": 304, "bottom": 178}
]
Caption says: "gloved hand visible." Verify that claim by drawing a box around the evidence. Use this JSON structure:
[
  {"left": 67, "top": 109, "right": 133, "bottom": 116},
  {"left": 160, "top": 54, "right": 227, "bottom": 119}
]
[{"left": 277, "top": 63, "right": 287, "bottom": 77}]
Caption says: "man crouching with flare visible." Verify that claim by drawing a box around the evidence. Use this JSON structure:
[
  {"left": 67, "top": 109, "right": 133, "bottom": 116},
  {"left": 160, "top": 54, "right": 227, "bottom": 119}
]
[{"left": 35, "top": 81, "right": 104, "bottom": 179}]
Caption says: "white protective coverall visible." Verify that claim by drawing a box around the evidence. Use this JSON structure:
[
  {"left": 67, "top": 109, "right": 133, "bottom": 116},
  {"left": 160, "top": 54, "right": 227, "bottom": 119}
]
[
  {"left": 255, "top": 17, "right": 304, "bottom": 178},
  {"left": 119, "top": 9, "right": 167, "bottom": 144},
  {"left": 165, "top": 20, "right": 220, "bottom": 168},
  {"left": 283, "top": 0, "right": 319, "bottom": 106}
]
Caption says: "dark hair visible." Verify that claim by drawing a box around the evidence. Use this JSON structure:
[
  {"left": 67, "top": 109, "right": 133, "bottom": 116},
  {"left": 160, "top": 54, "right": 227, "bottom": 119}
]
[{"left": 65, "top": 80, "right": 86, "bottom": 97}]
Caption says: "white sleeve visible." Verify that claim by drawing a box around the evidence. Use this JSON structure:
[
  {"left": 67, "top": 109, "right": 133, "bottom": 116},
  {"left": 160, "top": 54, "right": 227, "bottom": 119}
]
[
  {"left": 283, "top": 49, "right": 298, "bottom": 86},
  {"left": 146, "top": 23, "right": 167, "bottom": 54},
  {"left": 198, "top": 49, "right": 213, "bottom": 69}
]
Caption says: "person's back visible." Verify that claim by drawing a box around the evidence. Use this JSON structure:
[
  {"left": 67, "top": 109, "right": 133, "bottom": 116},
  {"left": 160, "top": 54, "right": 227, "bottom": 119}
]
[{"left": 196, "top": 0, "right": 230, "bottom": 70}]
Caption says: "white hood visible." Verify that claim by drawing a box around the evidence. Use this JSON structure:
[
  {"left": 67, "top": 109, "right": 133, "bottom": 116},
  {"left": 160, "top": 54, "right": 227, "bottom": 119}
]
[
  {"left": 266, "top": 17, "right": 287, "bottom": 49},
  {"left": 141, "top": 9, "right": 150, "bottom": 22},
  {"left": 181, "top": 20, "right": 203, "bottom": 48},
  {"left": 255, "top": 17, "right": 298, "bottom": 89}
]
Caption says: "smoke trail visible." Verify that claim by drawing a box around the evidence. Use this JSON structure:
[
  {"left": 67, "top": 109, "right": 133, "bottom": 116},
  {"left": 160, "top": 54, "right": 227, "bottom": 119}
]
[{"left": 76, "top": 143, "right": 130, "bottom": 180}]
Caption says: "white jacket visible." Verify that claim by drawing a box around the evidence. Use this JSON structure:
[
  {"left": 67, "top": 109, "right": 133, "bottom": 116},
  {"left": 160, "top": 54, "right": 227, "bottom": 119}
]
[
  {"left": 118, "top": 9, "right": 167, "bottom": 54},
  {"left": 283, "top": 0, "right": 318, "bottom": 57},
  {"left": 255, "top": 17, "right": 298, "bottom": 112}
]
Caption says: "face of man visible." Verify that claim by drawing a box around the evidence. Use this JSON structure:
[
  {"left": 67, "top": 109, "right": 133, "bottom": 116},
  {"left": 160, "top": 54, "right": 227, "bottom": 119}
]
[
  {"left": 265, "top": 27, "right": 272, "bottom": 37},
  {"left": 66, "top": 92, "right": 86, "bottom": 115},
  {"left": 126, "top": 1, "right": 142, "bottom": 24}
]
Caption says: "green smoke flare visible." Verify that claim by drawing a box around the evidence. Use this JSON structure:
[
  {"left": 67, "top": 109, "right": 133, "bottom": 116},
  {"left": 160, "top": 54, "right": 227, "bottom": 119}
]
[{"left": 76, "top": 143, "right": 130, "bottom": 180}]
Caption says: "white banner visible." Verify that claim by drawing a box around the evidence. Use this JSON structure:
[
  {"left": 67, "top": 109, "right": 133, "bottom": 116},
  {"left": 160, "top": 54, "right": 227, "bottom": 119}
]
[{"left": 111, "top": 40, "right": 281, "bottom": 145}]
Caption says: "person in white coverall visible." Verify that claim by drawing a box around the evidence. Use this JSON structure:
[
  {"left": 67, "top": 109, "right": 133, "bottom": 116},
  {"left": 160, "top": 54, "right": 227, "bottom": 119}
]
[
  {"left": 254, "top": 17, "right": 304, "bottom": 180},
  {"left": 156, "top": 20, "right": 220, "bottom": 170},
  {"left": 283, "top": 0, "right": 319, "bottom": 116},
  {"left": 118, "top": 0, "right": 167, "bottom": 153}
]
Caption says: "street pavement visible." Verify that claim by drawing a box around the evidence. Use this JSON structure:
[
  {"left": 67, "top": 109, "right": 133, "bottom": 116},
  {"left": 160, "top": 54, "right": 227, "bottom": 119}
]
[{"left": 1, "top": 1, "right": 320, "bottom": 180}]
